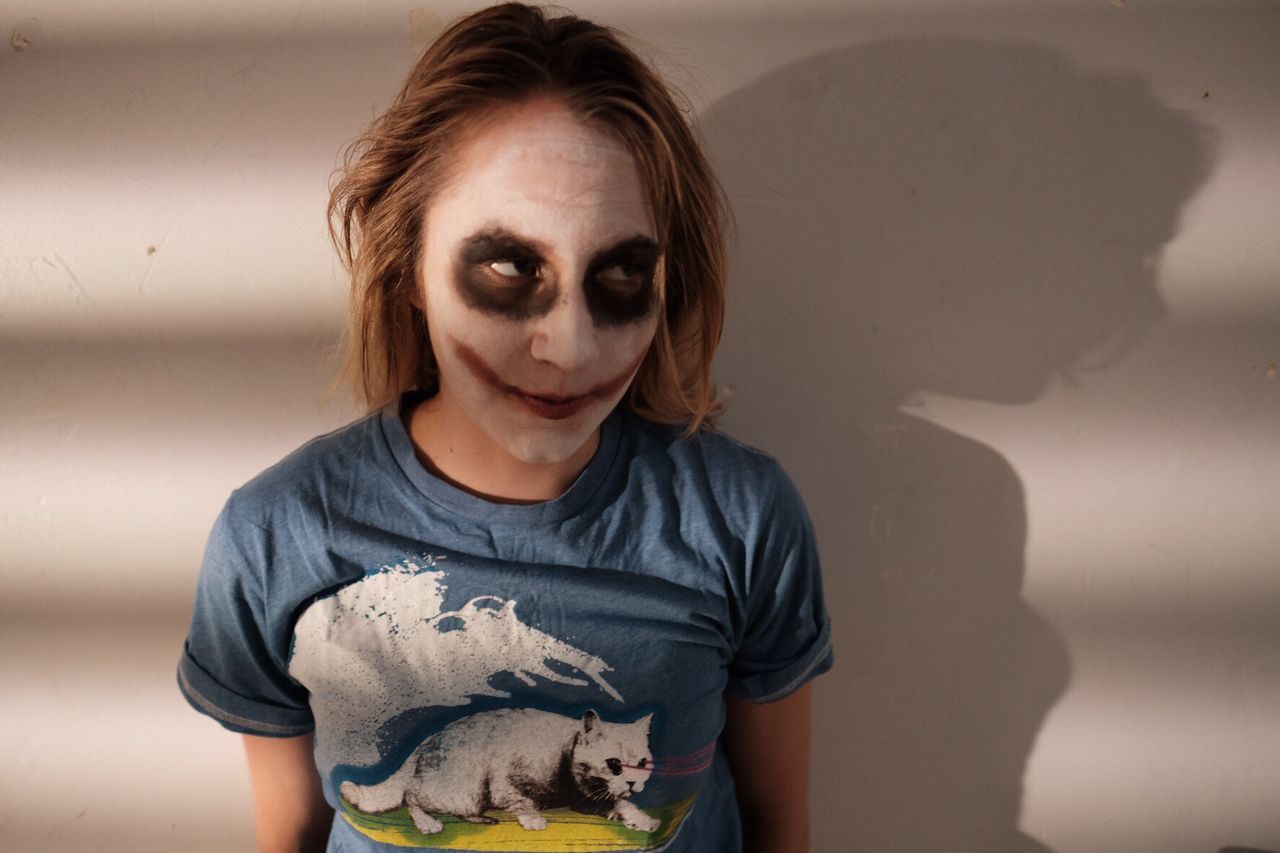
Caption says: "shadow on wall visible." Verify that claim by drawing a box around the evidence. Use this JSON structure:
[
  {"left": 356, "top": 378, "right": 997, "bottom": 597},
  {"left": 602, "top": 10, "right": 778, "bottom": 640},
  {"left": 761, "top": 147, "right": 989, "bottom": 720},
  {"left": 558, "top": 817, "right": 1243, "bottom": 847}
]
[{"left": 702, "top": 39, "right": 1214, "bottom": 852}]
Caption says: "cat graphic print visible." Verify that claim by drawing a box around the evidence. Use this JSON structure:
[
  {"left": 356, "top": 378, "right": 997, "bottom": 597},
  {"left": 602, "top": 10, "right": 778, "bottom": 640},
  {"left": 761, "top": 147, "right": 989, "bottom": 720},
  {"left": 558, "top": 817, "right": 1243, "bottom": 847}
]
[
  {"left": 341, "top": 708, "right": 660, "bottom": 834},
  {"left": 288, "top": 556, "right": 702, "bottom": 850}
]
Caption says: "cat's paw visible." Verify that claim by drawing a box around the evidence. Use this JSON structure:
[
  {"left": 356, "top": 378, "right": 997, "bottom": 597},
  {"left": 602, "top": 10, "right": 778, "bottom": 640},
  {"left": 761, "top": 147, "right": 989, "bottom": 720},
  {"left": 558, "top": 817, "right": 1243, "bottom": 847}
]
[
  {"left": 516, "top": 812, "right": 548, "bottom": 831},
  {"left": 625, "top": 812, "right": 661, "bottom": 833},
  {"left": 611, "top": 804, "right": 660, "bottom": 833},
  {"left": 407, "top": 805, "right": 444, "bottom": 835}
]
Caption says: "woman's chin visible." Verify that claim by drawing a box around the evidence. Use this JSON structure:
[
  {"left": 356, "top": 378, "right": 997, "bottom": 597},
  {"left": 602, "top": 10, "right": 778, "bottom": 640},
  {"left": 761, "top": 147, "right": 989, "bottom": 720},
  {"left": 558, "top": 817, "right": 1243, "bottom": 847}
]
[
  {"left": 482, "top": 393, "right": 614, "bottom": 467},
  {"left": 498, "top": 428, "right": 598, "bottom": 467}
]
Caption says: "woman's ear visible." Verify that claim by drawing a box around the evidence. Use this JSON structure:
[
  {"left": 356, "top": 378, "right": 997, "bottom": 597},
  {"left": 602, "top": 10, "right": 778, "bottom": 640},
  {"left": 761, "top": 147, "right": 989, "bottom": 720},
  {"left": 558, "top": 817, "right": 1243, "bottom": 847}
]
[{"left": 406, "top": 267, "right": 424, "bottom": 310}]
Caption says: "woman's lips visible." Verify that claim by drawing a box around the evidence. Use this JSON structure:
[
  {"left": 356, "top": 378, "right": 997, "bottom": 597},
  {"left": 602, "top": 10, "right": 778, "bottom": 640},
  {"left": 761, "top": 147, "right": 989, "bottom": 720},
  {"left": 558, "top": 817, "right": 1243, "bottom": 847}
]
[
  {"left": 449, "top": 336, "right": 650, "bottom": 421},
  {"left": 509, "top": 390, "right": 594, "bottom": 420}
]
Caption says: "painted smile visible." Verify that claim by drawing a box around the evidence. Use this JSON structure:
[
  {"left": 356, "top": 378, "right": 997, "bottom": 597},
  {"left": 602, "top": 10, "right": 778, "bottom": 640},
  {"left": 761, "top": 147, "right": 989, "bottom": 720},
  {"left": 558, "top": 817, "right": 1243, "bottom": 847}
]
[
  {"left": 451, "top": 338, "right": 649, "bottom": 422},
  {"left": 510, "top": 390, "right": 594, "bottom": 420}
]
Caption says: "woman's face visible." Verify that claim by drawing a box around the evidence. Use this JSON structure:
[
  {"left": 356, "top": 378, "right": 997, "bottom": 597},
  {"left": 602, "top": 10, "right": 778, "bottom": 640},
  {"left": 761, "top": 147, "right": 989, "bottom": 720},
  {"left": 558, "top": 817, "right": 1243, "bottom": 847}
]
[{"left": 416, "top": 99, "right": 661, "bottom": 466}]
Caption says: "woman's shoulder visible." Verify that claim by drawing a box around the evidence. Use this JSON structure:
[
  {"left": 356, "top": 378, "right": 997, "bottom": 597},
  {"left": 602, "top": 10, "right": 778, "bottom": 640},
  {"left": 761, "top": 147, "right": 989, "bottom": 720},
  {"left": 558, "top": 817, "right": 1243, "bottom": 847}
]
[
  {"left": 221, "top": 409, "right": 387, "bottom": 527},
  {"left": 621, "top": 410, "right": 798, "bottom": 513}
]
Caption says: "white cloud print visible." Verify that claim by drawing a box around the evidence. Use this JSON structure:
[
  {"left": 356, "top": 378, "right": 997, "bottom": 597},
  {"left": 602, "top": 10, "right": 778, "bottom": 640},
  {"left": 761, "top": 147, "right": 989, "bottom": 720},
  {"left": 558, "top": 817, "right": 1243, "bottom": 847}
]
[{"left": 288, "top": 556, "right": 625, "bottom": 775}]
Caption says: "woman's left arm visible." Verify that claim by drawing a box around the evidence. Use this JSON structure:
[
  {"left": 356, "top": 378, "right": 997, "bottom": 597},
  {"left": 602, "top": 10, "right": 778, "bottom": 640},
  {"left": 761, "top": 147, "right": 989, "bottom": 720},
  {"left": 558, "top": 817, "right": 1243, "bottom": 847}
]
[{"left": 722, "top": 682, "right": 814, "bottom": 853}]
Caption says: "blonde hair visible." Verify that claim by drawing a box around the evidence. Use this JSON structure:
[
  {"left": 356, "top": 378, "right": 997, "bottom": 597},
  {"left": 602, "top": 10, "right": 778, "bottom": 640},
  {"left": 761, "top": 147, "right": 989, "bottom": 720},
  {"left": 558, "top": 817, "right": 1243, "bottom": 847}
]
[{"left": 327, "top": 2, "right": 730, "bottom": 433}]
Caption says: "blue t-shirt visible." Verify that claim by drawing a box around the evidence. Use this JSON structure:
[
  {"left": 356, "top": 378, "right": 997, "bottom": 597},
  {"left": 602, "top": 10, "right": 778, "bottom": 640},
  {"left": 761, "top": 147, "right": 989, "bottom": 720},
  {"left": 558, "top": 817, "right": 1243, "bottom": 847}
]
[{"left": 178, "top": 394, "right": 833, "bottom": 852}]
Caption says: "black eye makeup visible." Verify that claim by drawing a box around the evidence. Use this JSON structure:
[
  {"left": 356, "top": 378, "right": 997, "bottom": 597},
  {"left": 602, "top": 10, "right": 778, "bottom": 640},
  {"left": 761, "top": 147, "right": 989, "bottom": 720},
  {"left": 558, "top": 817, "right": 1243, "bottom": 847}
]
[
  {"left": 451, "top": 227, "right": 659, "bottom": 325},
  {"left": 453, "top": 231, "right": 556, "bottom": 319},
  {"left": 584, "top": 238, "right": 659, "bottom": 326}
]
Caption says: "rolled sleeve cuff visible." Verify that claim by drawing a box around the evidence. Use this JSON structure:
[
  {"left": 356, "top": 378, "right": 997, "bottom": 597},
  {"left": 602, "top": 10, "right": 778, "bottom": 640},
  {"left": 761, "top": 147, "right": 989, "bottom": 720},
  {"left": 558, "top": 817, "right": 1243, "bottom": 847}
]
[
  {"left": 726, "top": 621, "right": 834, "bottom": 704},
  {"left": 177, "top": 650, "right": 314, "bottom": 737}
]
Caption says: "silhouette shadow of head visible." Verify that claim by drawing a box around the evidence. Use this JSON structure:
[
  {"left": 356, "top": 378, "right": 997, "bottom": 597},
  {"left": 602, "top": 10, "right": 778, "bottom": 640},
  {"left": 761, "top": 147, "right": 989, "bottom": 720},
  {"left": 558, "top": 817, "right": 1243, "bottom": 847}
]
[{"left": 701, "top": 39, "right": 1214, "bottom": 851}]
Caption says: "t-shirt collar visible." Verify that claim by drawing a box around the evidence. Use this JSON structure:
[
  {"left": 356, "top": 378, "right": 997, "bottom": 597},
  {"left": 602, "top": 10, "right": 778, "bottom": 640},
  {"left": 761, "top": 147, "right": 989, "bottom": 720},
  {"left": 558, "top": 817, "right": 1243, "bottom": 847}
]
[{"left": 379, "top": 392, "right": 622, "bottom": 526}]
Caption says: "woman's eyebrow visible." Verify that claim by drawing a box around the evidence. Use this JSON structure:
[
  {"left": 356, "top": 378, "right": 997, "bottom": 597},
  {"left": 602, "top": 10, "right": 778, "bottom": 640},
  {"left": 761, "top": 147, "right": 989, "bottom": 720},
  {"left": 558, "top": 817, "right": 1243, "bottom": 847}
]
[
  {"left": 457, "top": 228, "right": 548, "bottom": 264},
  {"left": 589, "top": 236, "right": 661, "bottom": 267},
  {"left": 456, "top": 227, "right": 660, "bottom": 266}
]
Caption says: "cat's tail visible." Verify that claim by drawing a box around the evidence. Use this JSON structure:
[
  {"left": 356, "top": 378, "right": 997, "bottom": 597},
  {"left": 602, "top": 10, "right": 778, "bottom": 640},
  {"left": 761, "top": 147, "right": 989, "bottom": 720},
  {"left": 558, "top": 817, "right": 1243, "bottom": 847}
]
[{"left": 340, "top": 761, "right": 414, "bottom": 814}]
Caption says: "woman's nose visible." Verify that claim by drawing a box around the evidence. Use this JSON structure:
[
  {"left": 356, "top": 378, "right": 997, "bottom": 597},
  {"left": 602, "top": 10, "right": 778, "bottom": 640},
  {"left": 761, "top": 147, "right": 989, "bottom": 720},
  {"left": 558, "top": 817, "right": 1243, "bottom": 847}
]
[{"left": 529, "top": 288, "right": 601, "bottom": 373}]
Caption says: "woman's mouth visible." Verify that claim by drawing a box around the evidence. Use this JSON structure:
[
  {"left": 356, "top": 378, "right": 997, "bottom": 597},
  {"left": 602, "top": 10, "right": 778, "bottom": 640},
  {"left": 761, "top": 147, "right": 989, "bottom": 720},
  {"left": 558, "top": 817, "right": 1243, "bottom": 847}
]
[
  {"left": 509, "top": 389, "right": 594, "bottom": 420},
  {"left": 448, "top": 337, "right": 645, "bottom": 422}
]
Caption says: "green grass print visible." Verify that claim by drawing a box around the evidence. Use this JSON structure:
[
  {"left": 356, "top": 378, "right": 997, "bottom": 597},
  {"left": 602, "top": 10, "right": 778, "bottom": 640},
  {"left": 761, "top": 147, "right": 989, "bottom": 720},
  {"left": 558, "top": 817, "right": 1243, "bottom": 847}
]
[{"left": 340, "top": 797, "right": 694, "bottom": 851}]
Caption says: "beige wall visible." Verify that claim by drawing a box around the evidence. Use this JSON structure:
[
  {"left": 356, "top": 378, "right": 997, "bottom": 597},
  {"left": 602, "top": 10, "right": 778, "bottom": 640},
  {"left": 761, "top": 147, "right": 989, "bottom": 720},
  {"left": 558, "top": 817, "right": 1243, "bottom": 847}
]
[{"left": 2, "top": 1, "right": 1277, "bottom": 851}]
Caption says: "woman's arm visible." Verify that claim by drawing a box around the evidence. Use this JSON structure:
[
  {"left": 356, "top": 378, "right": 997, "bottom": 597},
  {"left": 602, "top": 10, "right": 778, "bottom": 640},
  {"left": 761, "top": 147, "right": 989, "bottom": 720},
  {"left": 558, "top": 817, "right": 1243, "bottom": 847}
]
[
  {"left": 241, "top": 733, "right": 333, "bottom": 853},
  {"left": 723, "top": 682, "right": 814, "bottom": 853}
]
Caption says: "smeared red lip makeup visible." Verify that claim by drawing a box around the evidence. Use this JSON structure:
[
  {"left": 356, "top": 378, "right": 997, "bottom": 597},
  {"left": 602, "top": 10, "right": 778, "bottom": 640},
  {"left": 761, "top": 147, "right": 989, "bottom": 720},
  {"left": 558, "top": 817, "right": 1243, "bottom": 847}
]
[
  {"left": 450, "top": 338, "right": 648, "bottom": 421},
  {"left": 510, "top": 391, "right": 593, "bottom": 420}
]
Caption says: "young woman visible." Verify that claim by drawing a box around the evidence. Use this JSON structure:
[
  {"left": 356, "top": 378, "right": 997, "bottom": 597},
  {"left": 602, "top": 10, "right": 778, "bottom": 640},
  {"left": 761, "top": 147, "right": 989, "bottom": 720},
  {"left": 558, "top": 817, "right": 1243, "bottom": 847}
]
[{"left": 177, "top": 4, "right": 832, "bottom": 852}]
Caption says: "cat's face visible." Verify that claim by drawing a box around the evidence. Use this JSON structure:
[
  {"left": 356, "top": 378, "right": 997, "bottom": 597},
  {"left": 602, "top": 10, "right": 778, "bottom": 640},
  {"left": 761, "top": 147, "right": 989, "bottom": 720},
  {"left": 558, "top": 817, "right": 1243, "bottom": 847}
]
[{"left": 572, "top": 711, "right": 654, "bottom": 801}]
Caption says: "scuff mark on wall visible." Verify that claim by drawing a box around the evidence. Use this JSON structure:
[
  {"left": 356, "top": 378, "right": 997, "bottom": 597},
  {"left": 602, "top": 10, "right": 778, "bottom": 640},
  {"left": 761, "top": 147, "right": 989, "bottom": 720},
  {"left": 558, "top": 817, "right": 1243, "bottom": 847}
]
[
  {"left": 10, "top": 16, "right": 40, "bottom": 52},
  {"left": 138, "top": 227, "right": 174, "bottom": 296},
  {"left": 50, "top": 253, "right": 89, "bottom": 304}
]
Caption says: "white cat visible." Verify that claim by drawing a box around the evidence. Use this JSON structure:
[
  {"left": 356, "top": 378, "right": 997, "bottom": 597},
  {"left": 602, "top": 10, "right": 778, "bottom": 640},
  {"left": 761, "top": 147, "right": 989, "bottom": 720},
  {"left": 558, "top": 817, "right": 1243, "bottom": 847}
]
[{"left": 340, "top": 708, "right": 661, "bottom": 835}]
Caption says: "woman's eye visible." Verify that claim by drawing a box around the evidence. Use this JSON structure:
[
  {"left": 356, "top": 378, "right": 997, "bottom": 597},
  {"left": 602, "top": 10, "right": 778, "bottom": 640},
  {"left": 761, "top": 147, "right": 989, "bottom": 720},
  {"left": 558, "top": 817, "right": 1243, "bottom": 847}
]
[
  {"left": 487, "top": 258, "right": 539, "bottom": 280},
  {"left": 597, "top": 263, "right": 649, "bottom": 290}
]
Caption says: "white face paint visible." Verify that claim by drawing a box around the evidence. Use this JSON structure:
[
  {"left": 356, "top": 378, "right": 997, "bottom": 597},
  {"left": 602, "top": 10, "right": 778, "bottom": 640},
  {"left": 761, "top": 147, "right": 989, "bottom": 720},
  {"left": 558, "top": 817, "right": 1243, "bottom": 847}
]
[{"left": 417, "top": 99, "right": 660, "bottom": 468}]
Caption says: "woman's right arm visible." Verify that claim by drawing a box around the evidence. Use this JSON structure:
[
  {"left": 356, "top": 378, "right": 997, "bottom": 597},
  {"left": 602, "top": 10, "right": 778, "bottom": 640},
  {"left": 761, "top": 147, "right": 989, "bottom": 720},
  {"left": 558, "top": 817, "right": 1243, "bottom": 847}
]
[{"left": 241, "top": 733, "right": 333, "bottom": 853}]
